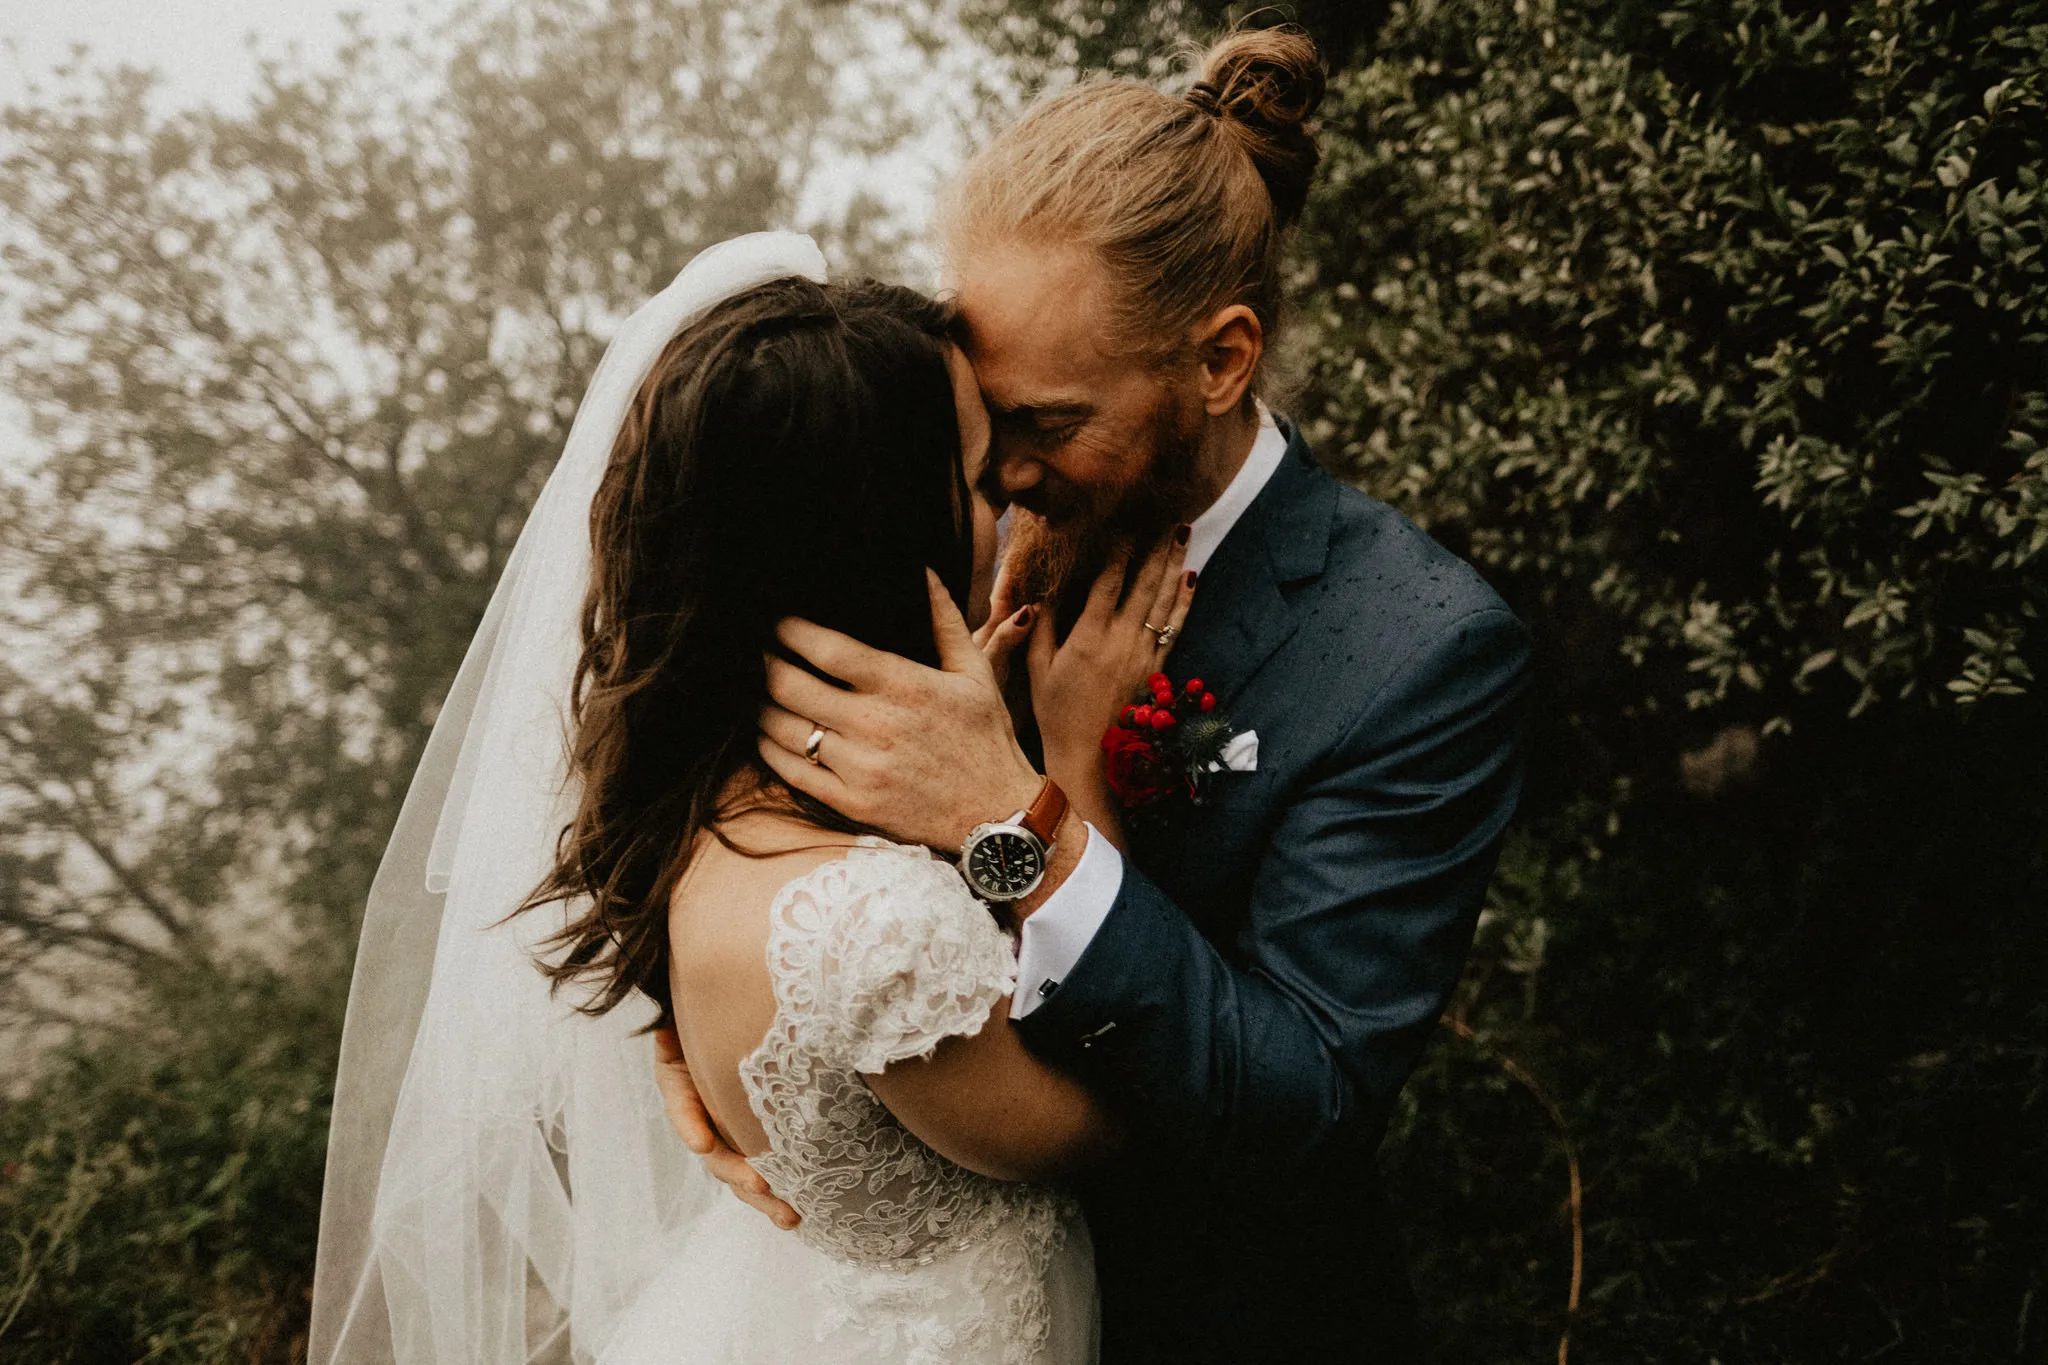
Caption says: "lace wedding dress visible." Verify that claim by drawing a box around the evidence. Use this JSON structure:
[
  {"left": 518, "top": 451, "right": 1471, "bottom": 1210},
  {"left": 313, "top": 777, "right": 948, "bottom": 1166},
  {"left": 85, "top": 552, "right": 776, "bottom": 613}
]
[{"left": 599, "top": 838, "right": 1098, "bottom": 1365}]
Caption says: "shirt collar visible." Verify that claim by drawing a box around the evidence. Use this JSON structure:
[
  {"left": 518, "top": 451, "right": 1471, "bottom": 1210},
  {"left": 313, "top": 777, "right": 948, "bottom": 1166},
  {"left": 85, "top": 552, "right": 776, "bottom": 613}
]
[{"left": 1184, "top": 403, "right": 1288, "bottom": 575}]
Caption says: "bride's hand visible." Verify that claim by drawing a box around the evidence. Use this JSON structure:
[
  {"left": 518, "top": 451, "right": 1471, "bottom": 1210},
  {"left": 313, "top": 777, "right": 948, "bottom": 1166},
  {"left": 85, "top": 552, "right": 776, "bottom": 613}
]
[
  {"left": 1026, "top": 528, "right": 1197, "bottom": 833},
  {"left": 653, "top": 1026, "right": 799, "bottom": 1230},
  {"left": 971, "top": 562, "right": 1035, "bottom": 692}
]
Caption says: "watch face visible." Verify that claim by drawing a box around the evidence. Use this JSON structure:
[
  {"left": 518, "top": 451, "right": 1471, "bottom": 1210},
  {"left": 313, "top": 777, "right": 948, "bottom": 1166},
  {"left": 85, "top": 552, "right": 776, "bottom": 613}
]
[{"left": 966, "top": 829, "right": 1045, "bottom": 900}]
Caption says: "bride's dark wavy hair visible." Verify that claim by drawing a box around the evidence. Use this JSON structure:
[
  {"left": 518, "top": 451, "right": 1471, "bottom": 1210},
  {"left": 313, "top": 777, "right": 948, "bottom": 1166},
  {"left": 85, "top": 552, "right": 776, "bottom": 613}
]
[{"left": 520, "top": 275, "right": 972, "bottom": 1024}]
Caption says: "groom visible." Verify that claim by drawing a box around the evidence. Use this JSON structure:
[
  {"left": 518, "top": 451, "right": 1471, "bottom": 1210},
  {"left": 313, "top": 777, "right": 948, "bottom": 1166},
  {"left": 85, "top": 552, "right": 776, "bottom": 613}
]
[{"left": 665, "top": 31, "right": 1528, "bottom": 1364}]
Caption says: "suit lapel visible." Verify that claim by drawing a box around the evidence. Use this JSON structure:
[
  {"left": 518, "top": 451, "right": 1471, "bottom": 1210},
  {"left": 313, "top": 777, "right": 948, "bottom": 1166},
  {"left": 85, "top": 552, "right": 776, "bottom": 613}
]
[{"left": 1165, "top": 425, "right": 1336, "bottom": 709}]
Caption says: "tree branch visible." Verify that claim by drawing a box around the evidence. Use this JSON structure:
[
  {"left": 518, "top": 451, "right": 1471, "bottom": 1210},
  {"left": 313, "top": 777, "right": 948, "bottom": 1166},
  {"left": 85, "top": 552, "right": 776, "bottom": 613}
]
[
  {"left": 0, "top": 737, "right": 196, "bottom": 948},
  {"left": 1442, "top": 1013, "right": 1585, "bottom": 1365}
]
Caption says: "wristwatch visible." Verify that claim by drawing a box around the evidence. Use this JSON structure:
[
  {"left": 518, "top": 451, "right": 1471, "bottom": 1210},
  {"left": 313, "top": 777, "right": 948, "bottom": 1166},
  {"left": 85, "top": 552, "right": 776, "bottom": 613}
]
[{"left": 958, "top": 778, "right": 1068, "bottom": 903}]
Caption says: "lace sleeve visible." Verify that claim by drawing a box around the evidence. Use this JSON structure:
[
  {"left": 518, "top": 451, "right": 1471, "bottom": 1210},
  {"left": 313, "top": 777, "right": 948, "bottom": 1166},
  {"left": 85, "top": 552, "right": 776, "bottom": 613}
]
[{"left": 769, "top": 843, "right": 1018, "bottom": 1075}]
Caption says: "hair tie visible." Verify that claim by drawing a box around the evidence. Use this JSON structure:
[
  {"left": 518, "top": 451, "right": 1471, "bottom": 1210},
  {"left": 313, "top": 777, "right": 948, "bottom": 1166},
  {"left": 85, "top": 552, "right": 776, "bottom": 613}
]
[{"left": 1186, "top": 80, "right": 1225, "bottom": 118}]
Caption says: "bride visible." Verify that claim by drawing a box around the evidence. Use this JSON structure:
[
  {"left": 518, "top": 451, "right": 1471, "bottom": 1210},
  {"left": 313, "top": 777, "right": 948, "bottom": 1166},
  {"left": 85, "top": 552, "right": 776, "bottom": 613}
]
[{"left": 307, "top": 234, "right": 1182, "bottom": 1364}]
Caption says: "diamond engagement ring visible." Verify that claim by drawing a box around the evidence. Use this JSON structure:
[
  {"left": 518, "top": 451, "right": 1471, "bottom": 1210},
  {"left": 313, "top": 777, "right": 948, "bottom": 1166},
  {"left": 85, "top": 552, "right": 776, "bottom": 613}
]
[{"left": 1145, "top": 621, "right": 1179, "bottom": 648}]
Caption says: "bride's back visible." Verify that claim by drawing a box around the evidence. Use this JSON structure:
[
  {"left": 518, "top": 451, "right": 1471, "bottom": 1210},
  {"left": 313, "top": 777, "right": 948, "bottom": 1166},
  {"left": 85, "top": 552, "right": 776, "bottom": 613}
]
[
  {"left": 665, "top": 809, "right": 859, "bottom": 1158},
  {"left": 609, "top": 807, "right": 1100, "bottom": 1365}
]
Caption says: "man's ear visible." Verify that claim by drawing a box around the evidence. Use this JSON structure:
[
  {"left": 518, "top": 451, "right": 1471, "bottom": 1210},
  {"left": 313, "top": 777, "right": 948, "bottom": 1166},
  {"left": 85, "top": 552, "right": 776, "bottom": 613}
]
[{"left": 1193, "top": 304, "right": 1263, "bottom": 416}]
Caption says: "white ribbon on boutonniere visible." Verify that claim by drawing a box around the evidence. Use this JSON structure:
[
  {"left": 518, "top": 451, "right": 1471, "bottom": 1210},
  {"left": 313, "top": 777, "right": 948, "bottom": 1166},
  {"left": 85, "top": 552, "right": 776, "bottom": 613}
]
[{"left": 1209, "top": 729, "right": 1258, "bottom": 773}]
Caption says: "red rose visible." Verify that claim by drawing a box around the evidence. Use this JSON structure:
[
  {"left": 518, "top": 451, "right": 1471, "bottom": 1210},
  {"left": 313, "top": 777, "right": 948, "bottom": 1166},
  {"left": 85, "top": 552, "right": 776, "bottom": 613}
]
[{"left": 1101, "top": 725, "right": 1174, "bottom": 807}]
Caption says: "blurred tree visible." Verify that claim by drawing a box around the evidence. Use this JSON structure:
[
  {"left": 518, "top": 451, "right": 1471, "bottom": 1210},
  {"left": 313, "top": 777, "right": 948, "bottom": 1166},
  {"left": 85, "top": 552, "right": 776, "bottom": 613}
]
[{"left": 0, "top": 0, "right": 911, "bottom": 1003}]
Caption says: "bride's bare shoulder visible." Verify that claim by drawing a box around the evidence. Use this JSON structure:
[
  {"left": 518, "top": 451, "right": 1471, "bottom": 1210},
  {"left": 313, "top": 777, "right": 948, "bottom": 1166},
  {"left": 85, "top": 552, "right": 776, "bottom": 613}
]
[{"left": 666, "top": 812, "right": 863, "bottom": 967}]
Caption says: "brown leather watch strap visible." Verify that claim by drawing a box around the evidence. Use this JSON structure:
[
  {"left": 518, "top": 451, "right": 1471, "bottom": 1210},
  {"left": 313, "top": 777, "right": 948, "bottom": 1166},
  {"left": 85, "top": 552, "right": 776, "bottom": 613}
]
[{"left": 1019, "top": 777, "right": 1068, "bottom": 845}]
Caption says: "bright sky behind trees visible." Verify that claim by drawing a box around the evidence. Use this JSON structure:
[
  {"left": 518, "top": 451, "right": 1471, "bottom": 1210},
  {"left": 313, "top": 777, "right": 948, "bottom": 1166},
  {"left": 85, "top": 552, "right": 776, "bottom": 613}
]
[{"left": 2, "top": 0, "right": 455, "bottom": 113}]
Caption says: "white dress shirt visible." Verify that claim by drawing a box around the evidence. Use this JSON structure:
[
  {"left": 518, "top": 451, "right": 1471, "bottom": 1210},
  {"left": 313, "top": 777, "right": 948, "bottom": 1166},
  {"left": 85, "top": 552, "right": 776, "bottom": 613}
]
[{"left": 1011, "top": 405, "right": 1290, "bottom": 1017}]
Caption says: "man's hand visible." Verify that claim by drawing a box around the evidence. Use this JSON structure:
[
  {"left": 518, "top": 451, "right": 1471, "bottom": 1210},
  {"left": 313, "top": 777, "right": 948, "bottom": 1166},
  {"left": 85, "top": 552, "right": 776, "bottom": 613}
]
[
  {"left": 652, "top": 1026, "right": 799, "bottom": 1230},
  {"left": 758, "top": 570, "right": 1044, "bottom": 851}
]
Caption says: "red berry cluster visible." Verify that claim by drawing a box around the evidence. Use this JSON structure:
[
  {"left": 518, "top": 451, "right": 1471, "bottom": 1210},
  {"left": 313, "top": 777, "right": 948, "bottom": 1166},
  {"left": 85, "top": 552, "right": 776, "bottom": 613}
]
[
  {"left": 1122, "top": 672, "right": 1218, "bottom": 732},
  {"left": 1101, "top": 672, "right": 1235, "bottom": 814}
]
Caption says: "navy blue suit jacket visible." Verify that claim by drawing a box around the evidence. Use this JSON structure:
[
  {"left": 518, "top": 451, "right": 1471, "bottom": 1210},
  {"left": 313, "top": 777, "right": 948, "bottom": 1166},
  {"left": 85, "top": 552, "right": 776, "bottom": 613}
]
[{"left": 1013, "top": 426, "right": 1531, "bottom": 1363}]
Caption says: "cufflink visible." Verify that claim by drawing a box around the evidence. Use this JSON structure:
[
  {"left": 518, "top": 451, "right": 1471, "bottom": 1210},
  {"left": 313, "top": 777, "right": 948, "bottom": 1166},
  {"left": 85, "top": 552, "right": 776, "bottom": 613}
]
[{"left": 1038, "top": 979, "right": 1059, "bottom": 998}]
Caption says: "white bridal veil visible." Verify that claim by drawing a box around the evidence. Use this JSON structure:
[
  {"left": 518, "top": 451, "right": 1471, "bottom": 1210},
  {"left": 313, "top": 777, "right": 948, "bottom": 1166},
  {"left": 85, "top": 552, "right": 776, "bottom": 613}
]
[{"left": 309, "top": 233, "right": 832, "bottom": 1365}]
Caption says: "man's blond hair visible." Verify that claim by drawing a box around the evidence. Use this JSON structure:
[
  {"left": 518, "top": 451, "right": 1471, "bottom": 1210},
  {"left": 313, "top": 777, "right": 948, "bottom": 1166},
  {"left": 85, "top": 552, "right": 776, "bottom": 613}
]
[{"left": 941, "top": 26, "right": 1327, "bottom": 398}]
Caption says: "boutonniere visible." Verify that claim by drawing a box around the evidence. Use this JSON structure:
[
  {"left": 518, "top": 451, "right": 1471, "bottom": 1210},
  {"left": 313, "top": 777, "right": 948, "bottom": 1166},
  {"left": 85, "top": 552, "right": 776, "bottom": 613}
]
[{"left": 1099, "top": 672, "right": 1257, "bottom": 821}]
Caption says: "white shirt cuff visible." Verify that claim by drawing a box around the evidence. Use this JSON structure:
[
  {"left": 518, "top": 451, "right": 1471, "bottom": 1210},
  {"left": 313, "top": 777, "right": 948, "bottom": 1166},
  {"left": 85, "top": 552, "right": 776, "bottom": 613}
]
[{"left": 1011, "top": 822, "right": 1124, "bottom": 1018}]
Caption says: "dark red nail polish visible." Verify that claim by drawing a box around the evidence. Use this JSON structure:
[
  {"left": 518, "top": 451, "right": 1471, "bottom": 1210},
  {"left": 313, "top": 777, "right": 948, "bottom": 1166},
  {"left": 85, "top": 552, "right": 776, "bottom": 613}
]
[
  {"left": 1185, "top": 570, "right": 1199, "bottom": 588},
  {"left": 1175, "top": 524, "right": 1191, "bottom": 545}
]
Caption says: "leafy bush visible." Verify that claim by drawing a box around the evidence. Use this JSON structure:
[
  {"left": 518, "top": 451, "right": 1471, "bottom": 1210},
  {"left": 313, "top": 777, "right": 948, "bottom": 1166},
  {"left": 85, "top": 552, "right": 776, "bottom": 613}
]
[
  {"left": 1282, "top": 2, "right": 2048, "bottom": 1356},
  {"left": 1299, "top": 0, "right": 2048, "bottom": 761},
  {"left": 0, "top": 955, "right": 342, "bottom": 1363},
  {"left": 1387, "top": 705, "right": 2048, "bottom": 1360}
]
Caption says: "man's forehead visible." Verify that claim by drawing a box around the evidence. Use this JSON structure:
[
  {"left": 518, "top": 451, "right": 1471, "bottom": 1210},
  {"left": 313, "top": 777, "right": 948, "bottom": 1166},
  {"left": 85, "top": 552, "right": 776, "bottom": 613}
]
[{"left": 951, "top": 243, "right": 1111, "bottom": 398}]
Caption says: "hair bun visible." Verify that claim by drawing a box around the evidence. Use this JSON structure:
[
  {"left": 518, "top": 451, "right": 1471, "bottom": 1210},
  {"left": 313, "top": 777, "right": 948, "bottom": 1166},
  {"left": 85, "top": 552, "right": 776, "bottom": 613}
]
[{"left": 1193, "top": 26, "right": 1326, "bottom": 230}]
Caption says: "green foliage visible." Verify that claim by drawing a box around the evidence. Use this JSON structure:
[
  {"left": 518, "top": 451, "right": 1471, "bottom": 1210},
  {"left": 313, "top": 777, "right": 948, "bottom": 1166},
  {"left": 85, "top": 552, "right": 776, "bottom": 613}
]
[
  {"left": 1299, "top": 0, "right": 2048, "bottom": 746},
  {"left": 1388, "top": 707, "right": 2048, "bottom": 1359},
  {"left": 958, "top": 0, "right": 1390, "bottom": 80},
  {"left": 0, "top": 954, "right": 343, "bottom": 1362},
  {"left": 1285, "top": 2, "right": 2048, "bottom": 1354}
]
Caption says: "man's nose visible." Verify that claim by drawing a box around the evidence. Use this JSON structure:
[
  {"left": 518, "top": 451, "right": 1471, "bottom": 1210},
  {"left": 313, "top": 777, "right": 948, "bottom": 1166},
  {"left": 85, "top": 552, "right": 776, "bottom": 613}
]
[{"left": 994, "top": 446, "right": 1044, "bottom": 501}]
